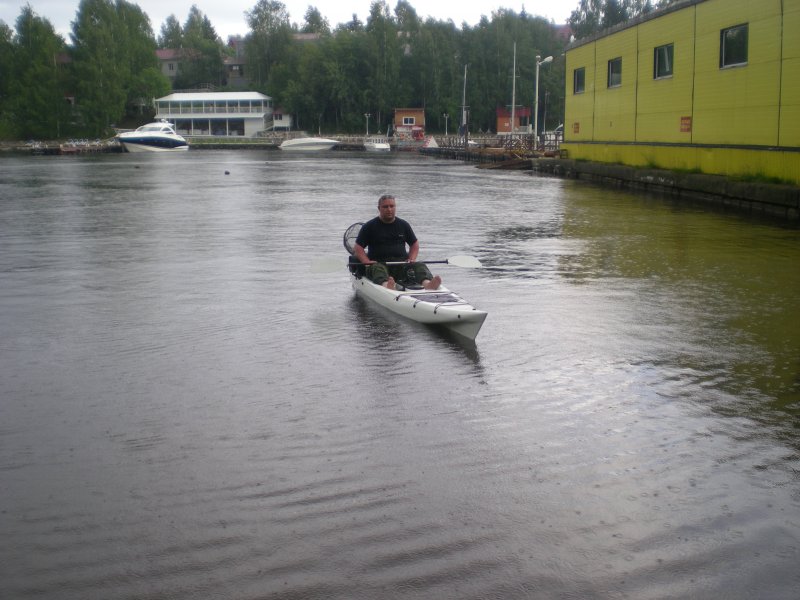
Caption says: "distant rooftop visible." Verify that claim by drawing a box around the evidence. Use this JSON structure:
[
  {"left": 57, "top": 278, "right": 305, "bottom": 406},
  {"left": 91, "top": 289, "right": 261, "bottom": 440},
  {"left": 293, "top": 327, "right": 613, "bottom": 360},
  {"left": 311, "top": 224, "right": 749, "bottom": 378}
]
[{"left": 157, "top": 92, "right": 272, "bottom": 101}]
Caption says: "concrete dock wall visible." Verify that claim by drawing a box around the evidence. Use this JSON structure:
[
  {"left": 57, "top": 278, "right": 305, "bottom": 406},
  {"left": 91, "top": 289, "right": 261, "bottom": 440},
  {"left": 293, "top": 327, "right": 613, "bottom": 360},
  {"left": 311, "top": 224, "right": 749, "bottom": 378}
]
[{"left": 532, "top": 158, "right": 800, "bottom": 221}]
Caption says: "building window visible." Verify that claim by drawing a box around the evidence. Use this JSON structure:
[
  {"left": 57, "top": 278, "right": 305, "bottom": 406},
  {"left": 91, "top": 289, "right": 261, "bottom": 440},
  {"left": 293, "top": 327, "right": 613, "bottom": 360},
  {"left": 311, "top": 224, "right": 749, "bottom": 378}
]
[
  {"left": 607, "top": 57, "right": 622, "bottom": 87},
  {"left": 720, "top": 23, "right": 748, "bottom": 68},
  {"left": 403, "top": 117, "right": 415, "bottom": 125},
  {"left": 573, "top": 67, "right": 585, "bottom": 94},
  {"left": 168, "top": 63, "right": 174, "bottom": 71},
  {"left": 654, "top": 44, "right": 673, "bottom": 78}
]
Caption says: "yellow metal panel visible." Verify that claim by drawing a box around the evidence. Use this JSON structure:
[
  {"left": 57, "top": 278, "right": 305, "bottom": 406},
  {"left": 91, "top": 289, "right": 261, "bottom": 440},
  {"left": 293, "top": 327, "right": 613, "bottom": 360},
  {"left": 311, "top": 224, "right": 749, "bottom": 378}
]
[
  {"left": 593, "top": 28, "right": 638, "bottom": 141},
  {"left": 780, "top": 1, "right": 800, "bottom": 146},
  {"left": 693, "top": 0, "right": 782, "bottom": 145},
  {"left": 635, "top": 8, "right": 696, "bottom": 143},
  {"left": 564, "top": 44, "right": 596, "bottom": 141},
  {"left": 562, "top": 0, "right": 798, "bottom": 183}
]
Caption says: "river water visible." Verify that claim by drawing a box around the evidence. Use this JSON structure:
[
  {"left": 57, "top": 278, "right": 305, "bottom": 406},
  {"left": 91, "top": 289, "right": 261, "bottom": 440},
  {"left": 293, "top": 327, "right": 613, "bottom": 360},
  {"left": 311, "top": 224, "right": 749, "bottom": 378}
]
[{"left": 1, "top": 150, "right": 798, "bottom": 599}]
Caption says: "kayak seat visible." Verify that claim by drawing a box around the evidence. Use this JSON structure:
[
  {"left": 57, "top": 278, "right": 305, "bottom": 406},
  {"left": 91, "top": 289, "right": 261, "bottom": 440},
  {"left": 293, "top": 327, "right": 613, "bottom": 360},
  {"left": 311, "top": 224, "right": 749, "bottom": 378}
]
[{"left": 348, "top": 256, "right": 366, "bottom": 276}]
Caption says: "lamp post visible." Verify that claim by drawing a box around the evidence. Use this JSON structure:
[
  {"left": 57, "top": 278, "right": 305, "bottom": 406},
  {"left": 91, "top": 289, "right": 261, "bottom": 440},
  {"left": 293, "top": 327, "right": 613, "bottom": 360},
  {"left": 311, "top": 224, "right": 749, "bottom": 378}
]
[
  {"left": 364, "top": 112, "right": 371, "bottom": 136},
  {"left": 534, "top": 55, "right": 553, "bottom": 149},
  {"left": 443, "top": 113, "right": 449, "bottom": 136}
]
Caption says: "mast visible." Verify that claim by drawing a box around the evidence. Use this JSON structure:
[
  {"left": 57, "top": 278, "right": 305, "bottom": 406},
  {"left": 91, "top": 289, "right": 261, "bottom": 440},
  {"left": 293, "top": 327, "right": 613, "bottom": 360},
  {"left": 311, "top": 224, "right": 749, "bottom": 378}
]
[
  {"left": 511, "top": 42, "right": 516, "bottom": 136},
  {"left": 461, "top": 64, "right": 468, "bottom": 148}
]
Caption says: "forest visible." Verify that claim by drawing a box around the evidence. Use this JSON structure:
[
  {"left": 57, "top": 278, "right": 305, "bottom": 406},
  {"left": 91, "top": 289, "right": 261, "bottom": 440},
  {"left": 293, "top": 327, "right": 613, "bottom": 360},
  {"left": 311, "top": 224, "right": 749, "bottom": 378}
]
[{"left": 0, "top": 0, "right": 676, "bottom": 140}]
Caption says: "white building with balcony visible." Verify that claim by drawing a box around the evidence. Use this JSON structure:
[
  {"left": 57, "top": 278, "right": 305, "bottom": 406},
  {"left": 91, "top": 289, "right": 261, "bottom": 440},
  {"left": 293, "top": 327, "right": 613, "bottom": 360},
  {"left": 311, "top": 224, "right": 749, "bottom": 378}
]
[{"left": 154, "top": 91, "right": 274, "bottom": 137}]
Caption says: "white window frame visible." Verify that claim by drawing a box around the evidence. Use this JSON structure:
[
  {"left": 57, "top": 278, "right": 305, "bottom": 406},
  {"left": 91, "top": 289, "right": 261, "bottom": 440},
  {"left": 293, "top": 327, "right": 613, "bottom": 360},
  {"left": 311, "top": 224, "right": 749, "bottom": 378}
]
[
  {"left": 607, "top": 57, "right": 622, "bottom": 88},
  {"left": 654, "top": 43, "right": 674, "bottom": 79},
  {"left": 720, "top": 23, "right": 748, "bottom": 68}
]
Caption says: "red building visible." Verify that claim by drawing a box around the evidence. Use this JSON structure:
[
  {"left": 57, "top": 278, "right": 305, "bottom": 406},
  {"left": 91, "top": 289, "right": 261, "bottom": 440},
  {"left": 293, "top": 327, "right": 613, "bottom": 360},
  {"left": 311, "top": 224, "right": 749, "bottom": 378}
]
[{"left": 496, "top": 106, "right": 532, "bottom": 134}]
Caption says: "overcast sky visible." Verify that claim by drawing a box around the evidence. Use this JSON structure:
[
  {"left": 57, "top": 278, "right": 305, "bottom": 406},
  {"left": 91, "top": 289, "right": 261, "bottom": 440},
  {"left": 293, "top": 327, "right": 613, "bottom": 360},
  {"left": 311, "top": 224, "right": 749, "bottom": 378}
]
[{"left": 1, "top": 0, "right": 574, "bottom": 41}]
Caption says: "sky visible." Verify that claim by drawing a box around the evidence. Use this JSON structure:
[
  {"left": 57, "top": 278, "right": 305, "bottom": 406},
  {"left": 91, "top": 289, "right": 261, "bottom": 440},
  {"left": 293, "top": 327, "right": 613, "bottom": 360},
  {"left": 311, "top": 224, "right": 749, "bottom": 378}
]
[{"left": 0, "top": 0, "right": 575, "bottom": 41}]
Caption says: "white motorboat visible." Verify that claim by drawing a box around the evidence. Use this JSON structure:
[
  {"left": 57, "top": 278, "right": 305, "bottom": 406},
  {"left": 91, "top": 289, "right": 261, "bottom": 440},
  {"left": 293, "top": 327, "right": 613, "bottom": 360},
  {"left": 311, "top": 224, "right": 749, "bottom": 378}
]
[
  {"left": 363, "top": 137, "right": 391, "bottom": 152},
  {"left": 279, "top": 137, "right": 339, "bottom": 151},
  {"left": 117, "top": 120, "right": 188, "bottom": 152}
]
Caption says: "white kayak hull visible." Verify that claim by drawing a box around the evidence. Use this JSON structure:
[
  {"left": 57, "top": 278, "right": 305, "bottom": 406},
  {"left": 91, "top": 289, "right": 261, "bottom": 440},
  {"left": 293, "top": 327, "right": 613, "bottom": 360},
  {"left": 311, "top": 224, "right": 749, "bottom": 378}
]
[{"left": 351, "top": 273, "right": 487, "bottom": 340}]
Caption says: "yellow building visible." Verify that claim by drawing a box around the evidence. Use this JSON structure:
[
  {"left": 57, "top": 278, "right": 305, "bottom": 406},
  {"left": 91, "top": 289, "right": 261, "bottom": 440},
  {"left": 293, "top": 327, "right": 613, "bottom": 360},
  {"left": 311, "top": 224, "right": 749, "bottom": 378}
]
[{"left": 563, "top": 0, "right": 800, "bottom": 185}]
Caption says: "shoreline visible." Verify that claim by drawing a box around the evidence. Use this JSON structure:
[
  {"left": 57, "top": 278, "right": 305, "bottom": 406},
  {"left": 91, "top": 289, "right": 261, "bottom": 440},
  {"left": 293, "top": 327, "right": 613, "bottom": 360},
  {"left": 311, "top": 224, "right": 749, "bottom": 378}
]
[{"left": 5, "top": 140, "right": 796, "bottom": 222}]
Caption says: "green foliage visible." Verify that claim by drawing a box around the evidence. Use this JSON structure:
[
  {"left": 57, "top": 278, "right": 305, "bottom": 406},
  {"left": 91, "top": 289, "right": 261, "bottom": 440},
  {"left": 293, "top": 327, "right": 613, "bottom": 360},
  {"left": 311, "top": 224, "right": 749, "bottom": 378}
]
[
  {"left": 158, "top": 14, "right": 182, "bottom": 48},
  {"left": 245, "top": 0, "right": 293, "bottom": 88},
  {"left": 569, "top": 0, "right": 661, "bottom": 41},
  {"left": 173, "top": 6, "right": 225, "bottom": 88},
  {"left": 0, "top": 21, "right": 17, "bottom": 139},
  {"left": 250, "top": 3, "right": 567, "bottom": 135},
  {"left": 301, "top": 7, "right": 330, "bottom": 35},
  {"left": 69, "top": 0, "right": 168, "bottom": 136},
  {"left": 7, "top": 6, "right": 66, "bottom": 139},
  {"left": 0, "top": 0, "right": 570, "bottom": 139}
]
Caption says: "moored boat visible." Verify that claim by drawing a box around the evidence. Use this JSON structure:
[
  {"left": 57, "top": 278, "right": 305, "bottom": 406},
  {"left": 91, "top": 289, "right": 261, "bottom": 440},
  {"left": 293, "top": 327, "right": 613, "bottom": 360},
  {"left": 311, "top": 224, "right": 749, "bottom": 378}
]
[
  {"left": 279, "top": 136, "right": 339, "bottom": 151},
  {"left": 363, "top": 137, "right": 391, "bottom": 152},
  {"left": 117, "top": 120, "right": 188, "bottom": 152}
]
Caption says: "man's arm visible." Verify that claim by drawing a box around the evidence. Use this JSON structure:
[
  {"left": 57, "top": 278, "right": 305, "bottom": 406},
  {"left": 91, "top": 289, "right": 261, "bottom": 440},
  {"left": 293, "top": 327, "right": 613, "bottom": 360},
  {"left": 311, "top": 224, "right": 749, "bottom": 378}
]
[
  {"left": 407, "top": 240, "right": 420, "bottom": 262},
  {"left": 354, "top": 243, "right": 372, "bottom": 265}
]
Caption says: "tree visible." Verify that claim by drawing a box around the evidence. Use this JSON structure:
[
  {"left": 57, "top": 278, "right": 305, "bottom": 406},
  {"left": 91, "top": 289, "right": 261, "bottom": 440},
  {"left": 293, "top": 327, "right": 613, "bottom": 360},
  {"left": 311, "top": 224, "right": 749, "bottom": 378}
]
[
  {"left": 568, "top": 0, "right": 604, "bottom": 40},
  {"left": 158, "top": 14, "right": 182, "bottom": 48},
  {"left": 71, "top": 0, "right": 167, "bottom": 136},
  {"left": 245, "top": 0, "right": 293, "bottom": 88},
  {"left": 9, "top": 5, "right": 66, "bottom": 139},
  {"left": 568, "top": 0, "right": 658, "bottom": 40},
  {"left": 0, "top": 21, "right": 15, "bottom": 138},
  {"left": 174, "top": 5, "right": 225, "bottom": 88},
  {"left": 365, "top": 1, "right": 401, "bottom": 126},
  {"left": 339, "top": 13, "right": 364, "bottom": 33},
  {"left": 302, "top": 6, "right": 330, "bottom": 35}
]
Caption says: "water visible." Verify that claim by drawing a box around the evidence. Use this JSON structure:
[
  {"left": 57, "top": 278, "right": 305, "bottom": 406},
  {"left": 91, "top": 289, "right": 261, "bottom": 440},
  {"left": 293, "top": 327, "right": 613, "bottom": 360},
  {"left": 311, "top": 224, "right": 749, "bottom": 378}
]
[{"left": 1, "top": 151, "right": 799, "bottom": 599}]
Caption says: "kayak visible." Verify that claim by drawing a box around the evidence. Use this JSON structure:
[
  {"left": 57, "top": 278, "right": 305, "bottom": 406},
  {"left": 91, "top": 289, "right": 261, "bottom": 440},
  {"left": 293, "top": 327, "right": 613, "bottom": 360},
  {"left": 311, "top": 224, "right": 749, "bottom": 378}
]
[
  {"left": 350, "top": 270, "right": 488, "bottom": 340},
  {"left": 342, "top": 221, "right": 487, "bottom": 340}
]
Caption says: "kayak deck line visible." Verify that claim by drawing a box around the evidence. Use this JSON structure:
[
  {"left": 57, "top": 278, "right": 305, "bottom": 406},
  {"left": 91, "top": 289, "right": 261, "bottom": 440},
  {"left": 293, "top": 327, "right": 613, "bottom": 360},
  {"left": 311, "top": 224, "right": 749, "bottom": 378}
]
[
  {"left": 393, "top": 292, "right": 476, "bottom": 314},
  {"left": 350, "top": 272, "right": 488, "bottom": 340}
]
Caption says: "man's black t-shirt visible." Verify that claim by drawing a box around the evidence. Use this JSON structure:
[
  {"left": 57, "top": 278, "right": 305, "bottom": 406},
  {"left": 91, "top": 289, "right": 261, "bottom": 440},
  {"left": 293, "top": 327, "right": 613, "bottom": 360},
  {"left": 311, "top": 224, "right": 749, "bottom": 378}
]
[{"left": 356, "top": 217, "right": 418, "bottom": 262}]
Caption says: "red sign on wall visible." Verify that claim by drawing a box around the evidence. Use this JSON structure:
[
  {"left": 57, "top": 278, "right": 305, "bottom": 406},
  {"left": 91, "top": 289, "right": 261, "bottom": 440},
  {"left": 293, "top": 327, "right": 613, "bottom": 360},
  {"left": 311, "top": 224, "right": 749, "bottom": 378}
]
[{"left": 680, "top": 116, "right": 692, "bottom": 133}]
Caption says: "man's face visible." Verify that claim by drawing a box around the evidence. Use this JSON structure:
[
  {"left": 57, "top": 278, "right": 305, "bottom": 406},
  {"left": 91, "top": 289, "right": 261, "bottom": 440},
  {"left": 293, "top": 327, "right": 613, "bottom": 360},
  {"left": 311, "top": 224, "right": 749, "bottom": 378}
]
[{"left": 378, "top": 198, "right": 396, "bottom": 223}]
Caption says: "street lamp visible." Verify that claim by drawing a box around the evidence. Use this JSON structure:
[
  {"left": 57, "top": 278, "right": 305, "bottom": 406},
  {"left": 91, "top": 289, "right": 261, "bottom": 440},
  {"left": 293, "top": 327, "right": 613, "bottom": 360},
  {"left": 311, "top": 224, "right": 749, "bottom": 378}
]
[
  {"left": 443, "top": 113, "right": 449, "bottom": 136},
  {"left": 534, "top": 55, "right": 553, "bottom": 148},
  {"left": 364, "top": 112, "right": 371, "bottom": 136}
]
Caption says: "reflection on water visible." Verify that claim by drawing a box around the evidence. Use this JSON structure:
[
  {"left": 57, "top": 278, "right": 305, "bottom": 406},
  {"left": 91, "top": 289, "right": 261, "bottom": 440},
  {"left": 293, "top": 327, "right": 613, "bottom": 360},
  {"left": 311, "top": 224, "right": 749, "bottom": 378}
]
[{"left": 0, "top": 152, "right": 798, "bottom": 599}]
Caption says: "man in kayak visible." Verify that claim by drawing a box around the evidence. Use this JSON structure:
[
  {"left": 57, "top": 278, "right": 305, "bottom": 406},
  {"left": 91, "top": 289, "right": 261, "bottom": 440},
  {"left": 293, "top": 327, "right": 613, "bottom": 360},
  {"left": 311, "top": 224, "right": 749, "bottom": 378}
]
[{"left": 353, "top": 194, "right": 442, "bottom": 291}]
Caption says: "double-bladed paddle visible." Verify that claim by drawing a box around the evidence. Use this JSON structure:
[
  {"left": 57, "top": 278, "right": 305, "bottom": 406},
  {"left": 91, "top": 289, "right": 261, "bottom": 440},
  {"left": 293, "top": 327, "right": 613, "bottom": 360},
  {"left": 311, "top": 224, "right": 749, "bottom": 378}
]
[{"left": 311, "top": 255, "right": 482, "bottom": 273}]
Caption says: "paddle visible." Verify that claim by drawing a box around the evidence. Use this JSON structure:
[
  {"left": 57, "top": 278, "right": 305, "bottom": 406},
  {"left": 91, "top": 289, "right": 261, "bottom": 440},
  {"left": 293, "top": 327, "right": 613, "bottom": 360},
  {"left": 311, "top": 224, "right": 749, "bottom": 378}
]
[
  {"left": 383, "top": 255, "right": 482, "bottom": 268},
  {"left": 310, "top": 255, "right": 482, "bottom": 273}
]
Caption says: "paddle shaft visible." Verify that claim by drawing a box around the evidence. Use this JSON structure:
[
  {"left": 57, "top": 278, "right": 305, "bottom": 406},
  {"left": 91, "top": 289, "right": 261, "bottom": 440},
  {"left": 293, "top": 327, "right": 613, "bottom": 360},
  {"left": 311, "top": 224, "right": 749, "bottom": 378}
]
[
  {"left": 366, "top": 255, "right": 481, "bottom": 268},
  {"left": 383, "top": 260, "right": 448, "bottom": 266}
]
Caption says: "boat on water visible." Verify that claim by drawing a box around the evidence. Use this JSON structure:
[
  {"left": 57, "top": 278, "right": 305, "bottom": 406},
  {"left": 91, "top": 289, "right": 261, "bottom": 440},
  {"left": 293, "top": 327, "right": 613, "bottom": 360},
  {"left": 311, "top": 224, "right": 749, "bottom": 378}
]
[
  {"left": 363, "top": 137, "right": 391, "bottom": 152},
  {"left": 343, "top": 223, "right": 487, "bottom": 340},
  {"left": 279, "top": 137, "right": 339, "bottom": 151},
  {"left": 117, "top": 120, "right": 188, "bottom": 152},
  {"left": 350, "top": 272, "right": 487, "bottom": 340}
]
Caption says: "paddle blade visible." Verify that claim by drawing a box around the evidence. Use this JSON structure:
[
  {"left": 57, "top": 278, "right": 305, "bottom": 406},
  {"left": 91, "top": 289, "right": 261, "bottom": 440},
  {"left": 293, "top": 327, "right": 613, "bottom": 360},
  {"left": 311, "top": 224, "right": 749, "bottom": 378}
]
[
  {"left": 447, "top": 255, "right": 482, "bottom": 268},
  {"left": 310, "top": 257, "right": 348, "bottom": 273}
]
